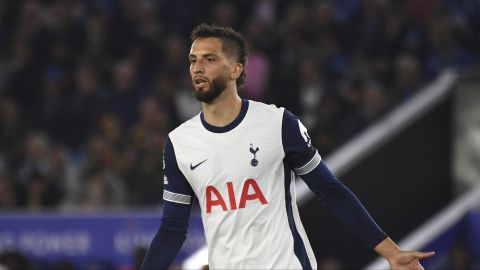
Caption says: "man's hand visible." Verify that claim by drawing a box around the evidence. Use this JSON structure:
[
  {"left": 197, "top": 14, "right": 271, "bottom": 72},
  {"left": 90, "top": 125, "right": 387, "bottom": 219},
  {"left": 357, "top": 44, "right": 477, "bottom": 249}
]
[
  {"left": 386, "top": 250, "right": 436, "bottom": 270},
  {"left": 374, "top": 238, "right": 435, "bottom": 270}
]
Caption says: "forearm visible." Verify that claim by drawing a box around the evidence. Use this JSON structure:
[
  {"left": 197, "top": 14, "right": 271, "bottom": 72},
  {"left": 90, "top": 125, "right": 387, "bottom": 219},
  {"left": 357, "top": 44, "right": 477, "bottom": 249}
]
[
  {"left": 301, "top": 161, "right": 387, "bottom": 249},
  {"left": 140, "top": 228, "right": 186, "bottom": 270},
  {"left": 321, "top": 183, "right": 387, "bottom": 248},
  {"left": 140, "top": 199, "right": 192, "bottom": 270}
]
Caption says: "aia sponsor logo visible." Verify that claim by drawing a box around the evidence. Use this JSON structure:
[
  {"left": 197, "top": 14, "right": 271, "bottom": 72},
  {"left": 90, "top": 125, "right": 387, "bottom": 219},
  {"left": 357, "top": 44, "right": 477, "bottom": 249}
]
[{"left": 205, "top": 178, "right": 268, "bottom": 214}]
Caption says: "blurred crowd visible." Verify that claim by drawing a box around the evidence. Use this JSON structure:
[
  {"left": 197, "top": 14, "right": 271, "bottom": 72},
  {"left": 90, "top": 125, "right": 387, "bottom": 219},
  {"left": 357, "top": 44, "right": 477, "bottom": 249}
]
[
  {"left": 0, "top": 246, "right": 148, "bottom": 270},
  {"left": 0, "top": 0, "right": 479, "bottom": 211}
]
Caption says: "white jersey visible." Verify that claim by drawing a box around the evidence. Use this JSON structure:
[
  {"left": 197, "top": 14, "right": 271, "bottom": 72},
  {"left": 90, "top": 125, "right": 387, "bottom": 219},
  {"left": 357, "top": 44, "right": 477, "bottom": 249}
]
[{"left": 163, "top": 100, "right": 321, "bottom": 269}]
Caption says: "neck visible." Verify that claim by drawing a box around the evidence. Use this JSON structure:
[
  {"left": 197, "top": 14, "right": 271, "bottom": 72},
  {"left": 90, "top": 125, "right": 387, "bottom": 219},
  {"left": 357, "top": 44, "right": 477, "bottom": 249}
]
[{"left": 202, "top": 88, "right": 242, "bottom": 127}]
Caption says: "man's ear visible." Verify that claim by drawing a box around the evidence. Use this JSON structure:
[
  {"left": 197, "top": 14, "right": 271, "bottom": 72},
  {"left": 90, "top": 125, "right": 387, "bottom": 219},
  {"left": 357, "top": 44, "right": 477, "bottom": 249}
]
[{"left": 231, "top": 63, "right": 244, "bottom": 80}]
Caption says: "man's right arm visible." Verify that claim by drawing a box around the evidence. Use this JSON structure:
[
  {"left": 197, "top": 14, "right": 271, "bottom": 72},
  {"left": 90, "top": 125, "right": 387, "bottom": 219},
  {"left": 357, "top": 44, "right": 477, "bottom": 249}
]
[
  {"left": 141, "top": 136, "right": 194, "bottom": 270},
  {"left": 140, "top": 201, "right": 192, "bottom": 270}
]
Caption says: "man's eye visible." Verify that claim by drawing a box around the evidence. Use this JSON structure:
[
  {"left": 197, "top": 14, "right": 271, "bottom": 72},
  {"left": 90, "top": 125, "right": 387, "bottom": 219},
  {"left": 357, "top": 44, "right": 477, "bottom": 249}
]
[
  {"left": 206, "top": 58, "right": 215, "bottom": 63},
  {"left": 189, "top": 59, "right": 196, "bottom": 64}
]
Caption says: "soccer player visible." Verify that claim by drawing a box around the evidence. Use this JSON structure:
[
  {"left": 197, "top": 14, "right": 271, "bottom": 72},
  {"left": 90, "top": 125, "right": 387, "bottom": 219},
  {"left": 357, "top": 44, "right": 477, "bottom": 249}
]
[{"left": 140, "top": 23, "right": 435, "bottom": 270}]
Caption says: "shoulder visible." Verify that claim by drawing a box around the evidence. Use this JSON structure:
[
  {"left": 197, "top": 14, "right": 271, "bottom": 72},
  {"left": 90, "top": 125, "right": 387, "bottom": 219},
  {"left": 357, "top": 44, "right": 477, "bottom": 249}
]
[
  {"left": 247, "top": 100, "right": 285, "bottom": 117},
  {"left": 248, "top": 100, "right": 300, "bottom": 127},
  {"left": 169, "top": 112, "right": 202, "bottom": 140}
]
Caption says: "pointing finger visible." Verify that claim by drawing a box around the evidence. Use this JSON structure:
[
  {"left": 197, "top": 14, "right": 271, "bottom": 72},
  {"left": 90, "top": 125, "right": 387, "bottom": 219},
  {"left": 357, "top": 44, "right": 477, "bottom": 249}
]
[{"left": 414, "top": 251, "right": 436, "bottom": 259}]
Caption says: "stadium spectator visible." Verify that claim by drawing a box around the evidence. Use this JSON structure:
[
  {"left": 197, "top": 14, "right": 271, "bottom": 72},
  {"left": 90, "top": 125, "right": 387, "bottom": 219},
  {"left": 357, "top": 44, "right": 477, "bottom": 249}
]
[
  {"left": 0, "top": 97, "right": 29, "bottom": 172},
  {"left": 390, "top": 52, "right": 423, "bottom": 103},
  {"left": 106, "top": 59, "right": 145, "bottom": 131},
  {"left": 74, "top": 163, "right": 125, "bottom": 209},
  {"left": 125, "top": 95, "right": 168, "bottom": 205},
  {"left": 0, "top": 172, "right": 18, "bottom": 208},
  {"left": 66, "top": 62, "right": 107, "bottom": 151},
  {"left": 242, "top": 29, "right": 271, "bottom": 101}
]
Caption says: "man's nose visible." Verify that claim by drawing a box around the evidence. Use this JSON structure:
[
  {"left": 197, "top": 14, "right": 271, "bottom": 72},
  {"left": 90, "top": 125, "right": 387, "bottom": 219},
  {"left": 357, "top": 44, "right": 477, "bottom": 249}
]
[{"left": 193, "top": 61, "right": 204, "bottom": 74}]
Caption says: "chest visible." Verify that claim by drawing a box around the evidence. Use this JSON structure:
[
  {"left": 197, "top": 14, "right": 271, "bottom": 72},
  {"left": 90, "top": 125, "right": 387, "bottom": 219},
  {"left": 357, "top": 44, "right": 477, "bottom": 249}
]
[{"left": 173, "top": 124, "right": 283, "bottom": 193}]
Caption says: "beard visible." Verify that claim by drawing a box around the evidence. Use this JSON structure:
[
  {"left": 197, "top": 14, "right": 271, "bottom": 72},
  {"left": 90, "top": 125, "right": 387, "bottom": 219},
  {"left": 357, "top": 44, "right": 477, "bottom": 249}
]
[{"left": 192, "top": 77, "right": 227, "bottom": 103}]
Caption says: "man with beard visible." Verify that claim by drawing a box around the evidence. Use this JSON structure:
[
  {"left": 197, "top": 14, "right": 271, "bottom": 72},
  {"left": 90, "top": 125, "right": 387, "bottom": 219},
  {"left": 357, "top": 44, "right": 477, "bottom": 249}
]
[{"left": 140, "top": 23, "right": 435, "bottom": 270}]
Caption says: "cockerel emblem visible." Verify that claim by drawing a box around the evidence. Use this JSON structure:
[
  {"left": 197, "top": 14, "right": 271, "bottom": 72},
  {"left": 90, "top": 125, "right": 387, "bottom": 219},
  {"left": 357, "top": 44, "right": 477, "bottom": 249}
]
[{"left": 249, "top": 143, "right": 259, "bottom": 167}]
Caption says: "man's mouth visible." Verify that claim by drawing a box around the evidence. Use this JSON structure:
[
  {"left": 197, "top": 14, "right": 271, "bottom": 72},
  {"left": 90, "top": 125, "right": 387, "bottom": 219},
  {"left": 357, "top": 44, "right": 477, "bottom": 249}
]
[{"left": 194, "top": 77, "right": 208, "bottom": 87}]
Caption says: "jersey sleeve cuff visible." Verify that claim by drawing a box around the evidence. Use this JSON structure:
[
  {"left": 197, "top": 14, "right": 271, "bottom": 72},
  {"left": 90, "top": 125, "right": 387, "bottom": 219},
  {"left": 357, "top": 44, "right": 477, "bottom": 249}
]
[
  {"left": 294, "top": 150, "right": 322, "bottom": 175},
  {"left": 163, "top": 190, "right": 192, "bottom": 205}
]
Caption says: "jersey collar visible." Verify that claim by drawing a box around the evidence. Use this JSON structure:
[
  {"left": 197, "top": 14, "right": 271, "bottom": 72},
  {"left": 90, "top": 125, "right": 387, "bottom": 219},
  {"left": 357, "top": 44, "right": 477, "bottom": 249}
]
[{"left": 200, "top": 99, "right": 249, "bottom": 133}]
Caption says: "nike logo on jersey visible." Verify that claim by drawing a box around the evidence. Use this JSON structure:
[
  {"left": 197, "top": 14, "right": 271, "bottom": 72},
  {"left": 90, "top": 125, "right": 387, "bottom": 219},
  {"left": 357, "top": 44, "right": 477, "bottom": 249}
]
[{"left": 190, "top": 159, "right": 208, "bottom": 170}]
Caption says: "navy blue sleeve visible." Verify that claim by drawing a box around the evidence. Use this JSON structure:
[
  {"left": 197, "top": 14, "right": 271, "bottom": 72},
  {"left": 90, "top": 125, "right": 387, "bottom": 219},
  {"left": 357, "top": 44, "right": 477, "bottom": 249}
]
[
  {"left": 301, "top": 161, "right": 387, "bottom": 249},
  {"left": 282, "top": 110, "right": 318, "bottom": 171},
  {"left": 162, "top": 137, "right": 194, "bottom": 204},
  {"left": 140, "top": 137, "right": 194, "bottom": 270},
  {"left": 140, "top": 201, "right": 192, "bottom": 270}
]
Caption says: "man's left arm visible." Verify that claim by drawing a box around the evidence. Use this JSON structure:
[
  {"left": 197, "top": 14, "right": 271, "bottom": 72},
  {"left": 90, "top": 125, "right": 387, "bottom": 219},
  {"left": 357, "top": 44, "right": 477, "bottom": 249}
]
[
  {"left": 281, "top": 109, "right": 434, "bottom": 268},
  {"left": 302, "top": 164, "right": 435, "bottom": 269}
]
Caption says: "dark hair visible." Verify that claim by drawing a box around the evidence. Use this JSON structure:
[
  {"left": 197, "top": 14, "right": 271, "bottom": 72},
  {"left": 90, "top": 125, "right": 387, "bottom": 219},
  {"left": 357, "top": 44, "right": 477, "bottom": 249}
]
[{"left": 191, "top": 23, "right": 248, "bottom": 88}]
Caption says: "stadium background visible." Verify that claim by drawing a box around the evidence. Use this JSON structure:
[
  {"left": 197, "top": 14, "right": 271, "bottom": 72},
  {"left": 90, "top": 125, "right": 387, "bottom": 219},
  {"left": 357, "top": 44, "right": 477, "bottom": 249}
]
[{"left": 0, "top": 0, "right": 479, "bottom": 269}]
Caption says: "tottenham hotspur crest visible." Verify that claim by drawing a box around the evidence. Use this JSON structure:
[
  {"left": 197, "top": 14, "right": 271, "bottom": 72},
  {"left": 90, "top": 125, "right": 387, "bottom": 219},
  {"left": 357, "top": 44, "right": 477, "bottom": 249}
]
[{"left": 249, "top": 143, "right": 259, "bottom": 167}]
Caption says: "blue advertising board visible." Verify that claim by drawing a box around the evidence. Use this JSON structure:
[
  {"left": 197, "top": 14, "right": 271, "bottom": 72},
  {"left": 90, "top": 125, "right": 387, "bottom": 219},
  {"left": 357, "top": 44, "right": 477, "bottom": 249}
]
[
  {"left": 0, "top": 208, "right": 205, "bottom": 269},
  {"left": 5, "top": 208, "right": 478, "bottom": 269}
]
